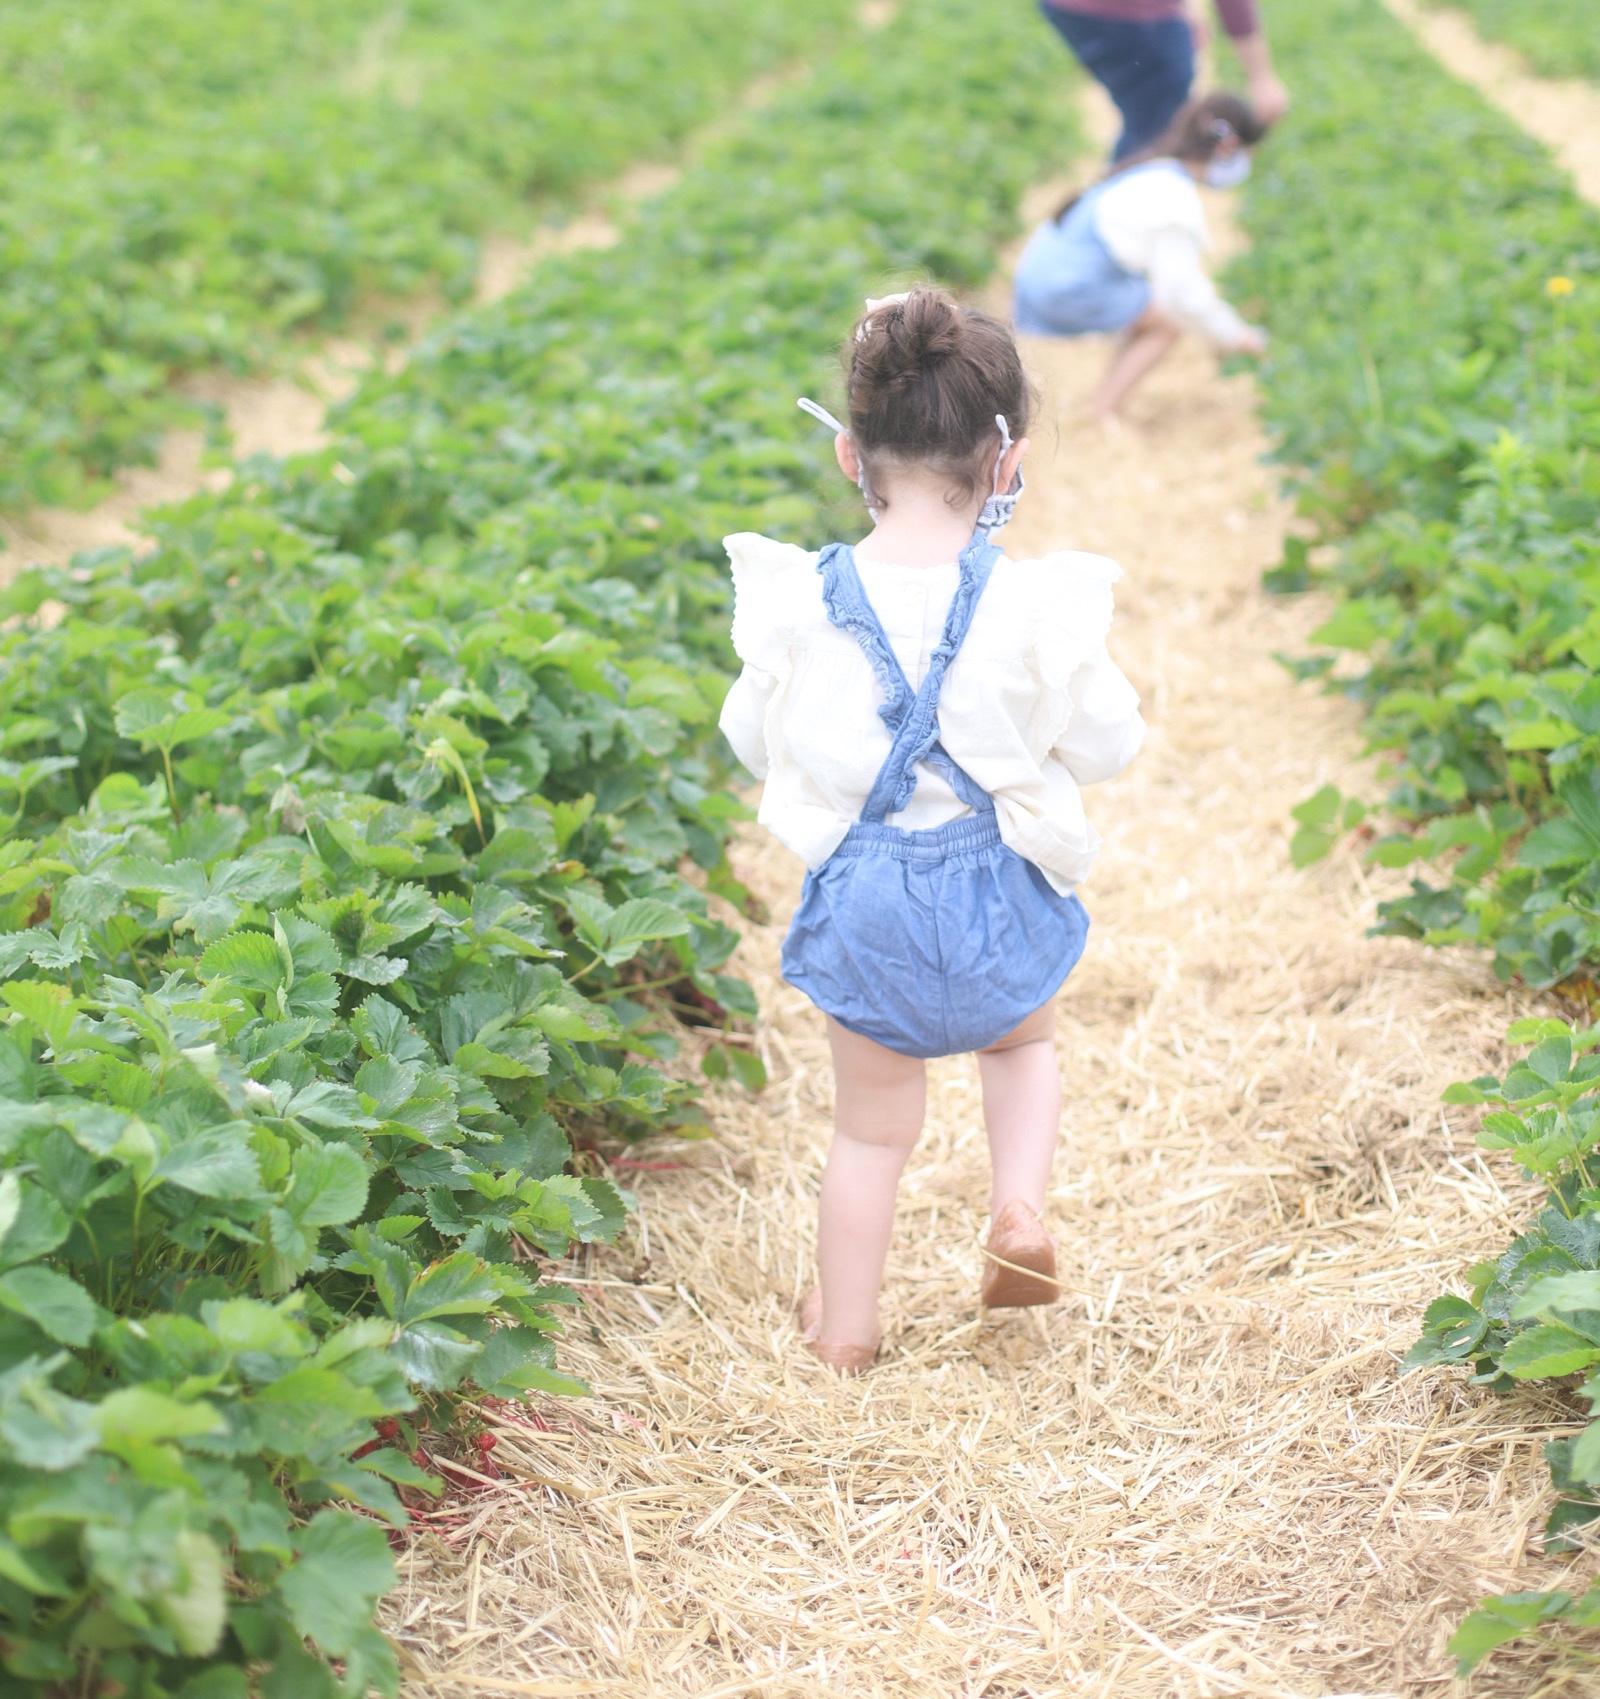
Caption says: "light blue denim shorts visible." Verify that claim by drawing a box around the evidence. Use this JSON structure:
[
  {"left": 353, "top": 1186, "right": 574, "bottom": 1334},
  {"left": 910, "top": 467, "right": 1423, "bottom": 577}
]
[
  {"left": 782, "top": 813, "right": 1089, "bottom": 1059},
  {"left": 1013, "top": 217, "right": 1151, "bottom": 337}
]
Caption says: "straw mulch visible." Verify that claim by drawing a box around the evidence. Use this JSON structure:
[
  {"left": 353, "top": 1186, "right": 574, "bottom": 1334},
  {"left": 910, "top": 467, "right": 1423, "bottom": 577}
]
[{"left": 385, "top": 149, "right": 1600, "bottom": 1698}]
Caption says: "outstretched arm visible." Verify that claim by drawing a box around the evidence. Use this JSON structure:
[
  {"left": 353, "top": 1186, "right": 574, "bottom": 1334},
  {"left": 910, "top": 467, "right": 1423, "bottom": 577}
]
[
  {"left": 1146, "top": 228, "right": 1265, "bottom": 352},
  {"left": 1214, "top": 0, "right": 1290, "bottom": 125}
]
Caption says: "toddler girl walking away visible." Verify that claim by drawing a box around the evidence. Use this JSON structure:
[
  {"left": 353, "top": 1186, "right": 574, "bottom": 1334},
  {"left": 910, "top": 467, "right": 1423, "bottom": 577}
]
[
  {"left": 1013, "top": 92, "right": 1269, "bottom": 424},
  {"left": 718, "top": 290, "right": 1144, "bottom": 1373}
]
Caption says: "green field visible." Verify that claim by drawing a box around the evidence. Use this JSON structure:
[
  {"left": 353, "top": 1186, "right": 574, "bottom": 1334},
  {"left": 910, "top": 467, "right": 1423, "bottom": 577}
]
[
  {"left": 0, "top": 0, "right": 857, "bottom": 511},
  {"left": 12, "top": 0, "right": 1600, "bottom": 1681},
  {"left": 1237, "top": 0, "right": 1600, "bottom": 989},
  {"left": 1426, "top": 0, "right": 1600, "bottom": 82}
]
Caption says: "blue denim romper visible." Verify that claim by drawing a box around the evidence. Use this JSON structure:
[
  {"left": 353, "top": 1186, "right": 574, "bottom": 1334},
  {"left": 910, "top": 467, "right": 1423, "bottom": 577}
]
[
  {"left": 780, "top": 533, "right": 1090, "bottom": 1059},
  {"left": 1012, "top": 161, "right": 1189, "bottom": 338}
]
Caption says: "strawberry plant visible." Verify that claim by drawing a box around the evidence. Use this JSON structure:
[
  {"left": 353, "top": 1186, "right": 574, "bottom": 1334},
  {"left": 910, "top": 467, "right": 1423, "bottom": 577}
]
[
  {"left": 1244, "top": 0, "right": 1600, "bottom": 1671},
  {"left": 0, "top": 0, "right": 1084, "bottom": 1689},
  {"left": 1236, "top": 0, "right": 1600, "bottom": 990},
  {"left": 0, "top": 0, "right": 858, "bottom": 512},
  {"left": 1421, "top": 0, "right": 1600, "bottom": 83},
  {"left": 1409, "top": 1019, "right": 1600, "bottom": 1671}
]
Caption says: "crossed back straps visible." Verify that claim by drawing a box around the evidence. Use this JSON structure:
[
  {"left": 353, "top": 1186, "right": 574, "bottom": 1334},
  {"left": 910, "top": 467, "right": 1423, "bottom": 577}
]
[{"left": 814, "top": 535, "right": 1000, "bottom": 825}]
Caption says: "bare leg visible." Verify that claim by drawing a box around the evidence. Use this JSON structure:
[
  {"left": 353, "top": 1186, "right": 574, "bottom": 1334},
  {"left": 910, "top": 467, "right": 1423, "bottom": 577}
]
[
  {"left": 1090, "top": 308, "right": 1183, "bottom": 423},
  {"left": 814, "top": 1016, "right": 927, "bottom": 1351},
  {"left": 977, "top": 1002, "right": 1061, "bottom": 1215}
]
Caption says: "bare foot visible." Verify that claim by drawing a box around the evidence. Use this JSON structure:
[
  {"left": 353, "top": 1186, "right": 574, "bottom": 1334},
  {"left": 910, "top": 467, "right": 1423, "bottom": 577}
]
[
  {"left": 981, "top": 1201, "right": 1060, "bottom": 1309},
  {"left": 797, "top": 1287, "right": 880, "bottom": 1376}
]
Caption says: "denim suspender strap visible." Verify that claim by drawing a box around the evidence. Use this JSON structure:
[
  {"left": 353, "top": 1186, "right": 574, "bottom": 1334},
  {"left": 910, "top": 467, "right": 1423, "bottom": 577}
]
[
  {"left": 860, "top": 537, "right": 998, "bottom": 822},
  {"left": 814, "top": 537, "right": 999, "bottom": 823}
]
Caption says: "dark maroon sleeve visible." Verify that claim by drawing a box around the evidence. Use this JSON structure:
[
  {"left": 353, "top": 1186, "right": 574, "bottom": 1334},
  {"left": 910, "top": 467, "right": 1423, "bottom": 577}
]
[{"left": 1215, "top": 0, "right": 1261, "bottom": 37}]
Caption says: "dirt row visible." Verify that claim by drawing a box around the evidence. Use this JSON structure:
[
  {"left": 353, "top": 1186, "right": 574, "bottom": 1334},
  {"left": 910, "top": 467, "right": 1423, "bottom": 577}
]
[{"left": 1383, "top": 0, "right": 1600, "bottom": 204}]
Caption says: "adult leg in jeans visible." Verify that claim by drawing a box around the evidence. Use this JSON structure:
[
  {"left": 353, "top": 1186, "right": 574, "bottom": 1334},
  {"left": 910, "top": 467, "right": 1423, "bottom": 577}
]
[{"left": 1039, "top": 7, "right": 1196, "bottom": 160}]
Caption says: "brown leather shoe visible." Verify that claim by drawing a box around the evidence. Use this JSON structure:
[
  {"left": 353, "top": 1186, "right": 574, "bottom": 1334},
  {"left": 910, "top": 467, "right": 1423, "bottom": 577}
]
[
  {"left": 981, "top": 1201, "right": 1060, "bottom": 1308},
  {"left": 798, "top": 1287, "right": 879, "bottom": 1376}
]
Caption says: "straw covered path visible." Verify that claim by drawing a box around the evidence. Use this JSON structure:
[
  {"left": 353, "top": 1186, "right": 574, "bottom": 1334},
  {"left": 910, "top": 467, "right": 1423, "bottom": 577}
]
[{"left": 390, "top": 107, "right": 1587, "bottom": 1699}]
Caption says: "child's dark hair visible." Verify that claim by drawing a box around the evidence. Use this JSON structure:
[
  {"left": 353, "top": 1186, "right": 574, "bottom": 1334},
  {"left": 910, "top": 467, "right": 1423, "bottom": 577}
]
[
  {"left": 1054, "top": 91, "right": 1269, "bottom": 222},
  {"left": 845, "top": 288, "right": 1034, "bottom": 512}
]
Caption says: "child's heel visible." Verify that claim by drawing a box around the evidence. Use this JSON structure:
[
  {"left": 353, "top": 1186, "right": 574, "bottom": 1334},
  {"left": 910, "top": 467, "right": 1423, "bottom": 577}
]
[
  {"left": 981, "top": 1201, "right": 1060, "bottom": 1309},
  {"left": 798, "top": 1286, "right": 880, "bottom": 1376}
]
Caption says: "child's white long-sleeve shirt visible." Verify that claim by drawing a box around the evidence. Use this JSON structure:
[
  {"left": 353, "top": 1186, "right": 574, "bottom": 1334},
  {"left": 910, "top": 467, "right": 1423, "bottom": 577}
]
[
  {"left": 1094, "top": 167, "right": 1251, "bottom": 347},
  {"left": 717, "top": 533, "right": 1144, "bottom": 895}
]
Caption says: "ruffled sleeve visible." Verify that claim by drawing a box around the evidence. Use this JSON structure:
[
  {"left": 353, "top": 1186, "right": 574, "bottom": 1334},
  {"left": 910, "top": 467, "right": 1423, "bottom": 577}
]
[
  {"left": 1146, "top": 228, "right": 1252, "bottom": 348},
  {"left": 718, "top": 668, "right": 775, "bottom": 780},
  {"left": 1030, "top": 552, "right": 1145, "bottom": 787},
  {"left": 725, "top": 532, "right": 817, "bottom": 674},
  {"left": 719, "top": 533, "right": 819, "bottom": 783},
  {"left": 1053, "top": 654, "right": 1145, "bottom": 784},
  {"left": 1029, "top": 552, "right": 1121, "bottom": 693},
  {"left": 1095, "top": 167, "right": 1210, "bottom": 274}
]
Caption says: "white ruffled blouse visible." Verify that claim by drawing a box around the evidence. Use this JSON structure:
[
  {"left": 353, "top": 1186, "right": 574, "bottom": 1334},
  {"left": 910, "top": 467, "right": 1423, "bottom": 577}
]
[
  {"left": 717, "top": 532, "right": 1144, "bottom": 894},
  {"left": 1095, "top": 166, "right": 1251, "bottom": 349}
]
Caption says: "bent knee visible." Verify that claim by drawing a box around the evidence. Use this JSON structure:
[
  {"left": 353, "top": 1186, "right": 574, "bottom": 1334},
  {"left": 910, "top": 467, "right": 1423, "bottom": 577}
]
[{"left": 1134, "top": 306, "right": 1183, "bottom": 337}]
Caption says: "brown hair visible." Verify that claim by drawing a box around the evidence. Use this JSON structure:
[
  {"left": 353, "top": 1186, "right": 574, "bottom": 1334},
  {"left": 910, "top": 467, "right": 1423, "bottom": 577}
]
[
  {"left": 1054, "top": 91, "right": 1269, "bottom": 222},
  {"left": 844, "top": 287, "right": 1034, "bottom": 513}
]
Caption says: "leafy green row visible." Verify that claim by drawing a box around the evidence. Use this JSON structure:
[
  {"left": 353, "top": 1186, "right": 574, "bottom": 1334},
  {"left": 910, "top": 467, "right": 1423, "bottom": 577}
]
[
  {"left": 0, "top": 0, "right": 857, "bottom": 512},
  {"left": 1421, "top": 0, "right": 1600, "bottom": 83},
  {"left": 1406, "top": 1022, "right": 1600, "bottom": 1671},
  {"left": 1237, "top": 0, "right": 1600, "bottom": 1673},
  {"left": 0, "top": 1, "right": 1084, "bottom": 1693},
  {"left": 1237, "top": 0, "right": 1600, "bottom": 990},
  {"left": 1237, "top": 0, "right": 1600, "bottom": 530}
]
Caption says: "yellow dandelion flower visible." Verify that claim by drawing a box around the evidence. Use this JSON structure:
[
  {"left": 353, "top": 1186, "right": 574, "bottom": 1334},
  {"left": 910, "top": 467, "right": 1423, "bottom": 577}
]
[{"left": 1547, "top": 275, "right": 1575, "bottom": 298}]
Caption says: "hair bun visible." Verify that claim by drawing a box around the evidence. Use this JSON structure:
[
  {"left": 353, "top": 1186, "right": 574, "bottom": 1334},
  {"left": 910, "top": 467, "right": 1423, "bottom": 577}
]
[
  {"left": 841, "top": 288, "right": 1032, "bottom": 507},
  {"left": 862, "top": 289, "right": 963, "bottom": 394},
  {"left": 886, "top": 290, "right": 962, "bottom": 372}
]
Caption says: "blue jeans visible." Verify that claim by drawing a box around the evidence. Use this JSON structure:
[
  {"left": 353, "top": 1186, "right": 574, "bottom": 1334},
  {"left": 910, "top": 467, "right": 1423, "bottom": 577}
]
[{"left": 1040, "top": 6, "right": 1196, "bottom": 161}]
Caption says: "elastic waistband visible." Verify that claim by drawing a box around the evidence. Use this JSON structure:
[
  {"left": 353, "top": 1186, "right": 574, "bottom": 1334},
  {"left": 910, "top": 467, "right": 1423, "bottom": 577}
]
[{"left": 832, "top": 811, "right": 1002, "bottom": 862}]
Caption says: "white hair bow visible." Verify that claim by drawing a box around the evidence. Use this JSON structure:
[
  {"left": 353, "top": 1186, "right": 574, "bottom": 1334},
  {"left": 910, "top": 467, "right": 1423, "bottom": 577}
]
[{"left": 856, "top": 291, "right": 913, "bottom": 341}]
